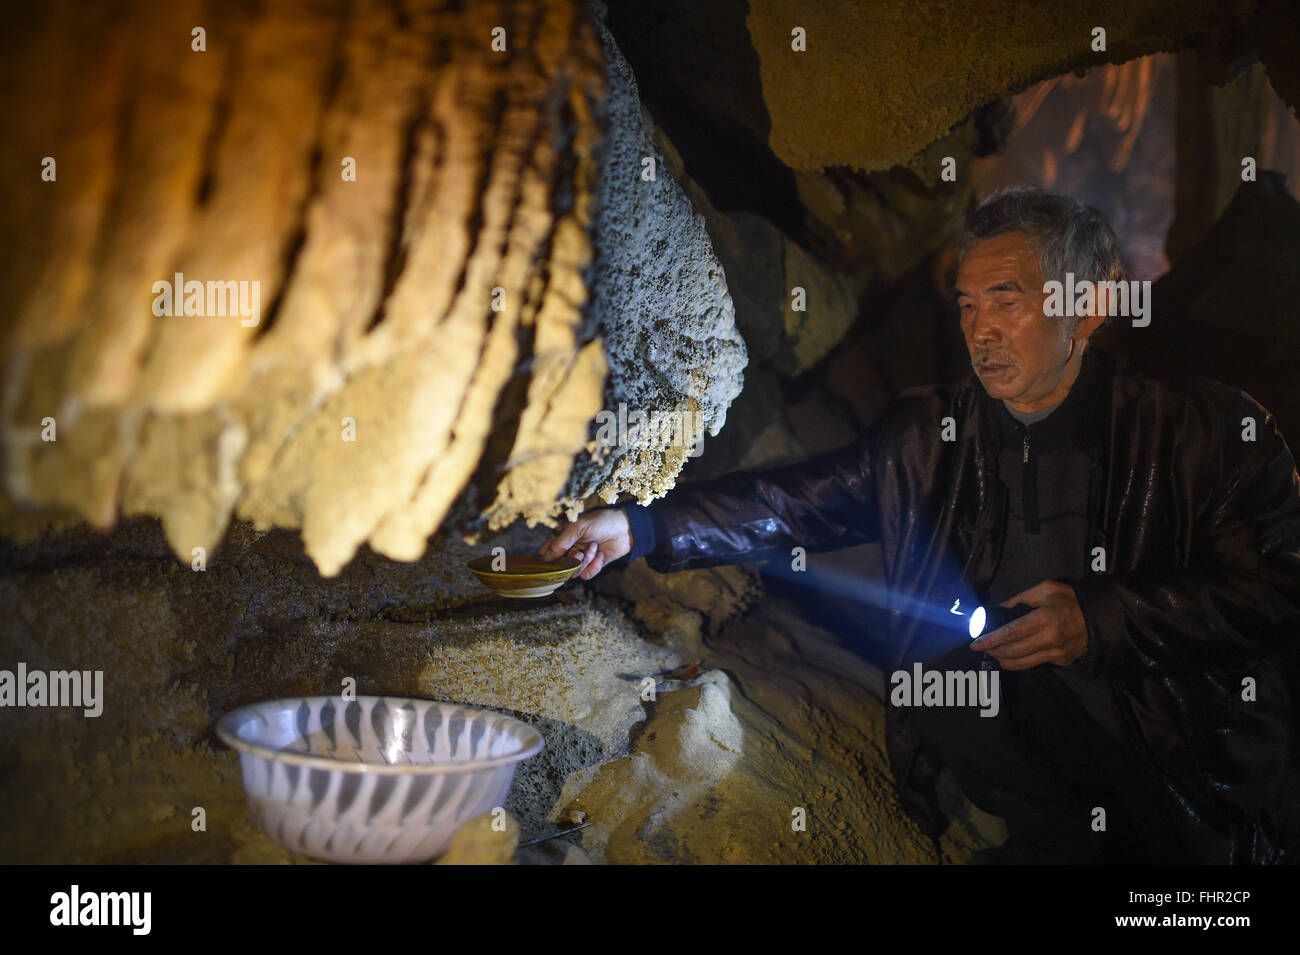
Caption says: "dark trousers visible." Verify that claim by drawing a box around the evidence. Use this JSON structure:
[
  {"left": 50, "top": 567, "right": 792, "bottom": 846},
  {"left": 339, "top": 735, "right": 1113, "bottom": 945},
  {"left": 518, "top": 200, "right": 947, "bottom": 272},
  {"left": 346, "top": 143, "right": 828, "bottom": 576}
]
[{"left": 908, "top": 644, "right": 1199, "bottom": 864}]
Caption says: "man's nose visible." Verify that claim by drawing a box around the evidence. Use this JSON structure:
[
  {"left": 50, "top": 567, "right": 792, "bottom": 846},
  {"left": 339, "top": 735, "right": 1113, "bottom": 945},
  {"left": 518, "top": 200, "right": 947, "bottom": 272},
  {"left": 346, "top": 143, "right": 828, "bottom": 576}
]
[{"left": 969, "top": 302, "right": 1002, "bottom": 343}]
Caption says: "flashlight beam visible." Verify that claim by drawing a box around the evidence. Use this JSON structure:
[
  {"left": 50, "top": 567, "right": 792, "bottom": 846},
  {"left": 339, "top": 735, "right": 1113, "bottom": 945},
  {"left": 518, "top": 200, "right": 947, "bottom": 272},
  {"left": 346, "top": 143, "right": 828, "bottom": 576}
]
[{"left": 759, "top": 557, "right": 975, "bottom": 634}]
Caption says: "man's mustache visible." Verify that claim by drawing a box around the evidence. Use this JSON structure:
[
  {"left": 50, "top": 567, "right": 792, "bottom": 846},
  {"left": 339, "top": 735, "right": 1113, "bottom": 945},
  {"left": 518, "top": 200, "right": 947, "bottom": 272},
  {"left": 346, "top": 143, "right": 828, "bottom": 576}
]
[{"left": 972, "top": 353, "right": 1015, "bottom": 367}]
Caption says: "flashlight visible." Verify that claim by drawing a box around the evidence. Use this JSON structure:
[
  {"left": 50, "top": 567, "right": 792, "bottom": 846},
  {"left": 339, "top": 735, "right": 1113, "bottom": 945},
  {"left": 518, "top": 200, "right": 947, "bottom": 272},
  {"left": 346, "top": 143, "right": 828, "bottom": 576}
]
[
  {"left": 969, "top": 603, "right": 1034, "bottom": 671},
  {"left": 968, "top": 602, "right": 1034, "bottom": 641}
]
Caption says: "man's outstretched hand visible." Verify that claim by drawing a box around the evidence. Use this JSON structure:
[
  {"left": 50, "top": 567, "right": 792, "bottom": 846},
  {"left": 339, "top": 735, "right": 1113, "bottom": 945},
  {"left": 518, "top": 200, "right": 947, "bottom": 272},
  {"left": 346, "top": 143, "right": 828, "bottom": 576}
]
[
  {"left": 969, "top": 580, "right": 1089, "bottom": 670},
  {"left": 539, "top": 508, "right": 633, "bottom": 581}
]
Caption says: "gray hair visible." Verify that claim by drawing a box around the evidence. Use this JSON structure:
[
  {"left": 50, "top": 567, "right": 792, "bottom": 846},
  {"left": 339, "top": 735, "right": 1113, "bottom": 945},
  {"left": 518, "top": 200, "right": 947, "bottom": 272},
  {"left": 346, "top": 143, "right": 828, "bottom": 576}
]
[{"left": 956, "top": 187, "right": 1126, "bottom": 327}]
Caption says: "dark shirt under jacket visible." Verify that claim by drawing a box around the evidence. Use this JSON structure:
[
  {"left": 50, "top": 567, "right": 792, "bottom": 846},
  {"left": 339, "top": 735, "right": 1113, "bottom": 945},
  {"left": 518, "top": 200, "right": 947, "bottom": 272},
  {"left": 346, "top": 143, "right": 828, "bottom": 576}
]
[{"left": 990, "top": 391, "right": 1124, "bottom": 742}]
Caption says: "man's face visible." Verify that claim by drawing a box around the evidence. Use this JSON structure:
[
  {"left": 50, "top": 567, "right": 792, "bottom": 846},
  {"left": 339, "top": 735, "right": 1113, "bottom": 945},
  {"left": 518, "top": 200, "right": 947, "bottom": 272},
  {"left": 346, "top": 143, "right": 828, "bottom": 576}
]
[{"left": 954, "top": 231, "right": 1079, "bottom": 413}]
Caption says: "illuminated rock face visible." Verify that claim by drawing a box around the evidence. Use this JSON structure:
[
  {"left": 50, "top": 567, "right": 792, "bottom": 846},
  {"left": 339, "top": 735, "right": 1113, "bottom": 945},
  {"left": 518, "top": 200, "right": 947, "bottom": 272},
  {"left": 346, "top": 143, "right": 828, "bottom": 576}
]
[
  {"left": 5, "top": 0, "right": 1289, "bottom": 573},
  {"left": 745, "top": 0, "right": 1298, "bottom": 174},
  {"left": 0, "top": 0, "right": 746, "bottom": 575},
  {"left": 486, "top": 0, "right": 747, "bottom": 523}
]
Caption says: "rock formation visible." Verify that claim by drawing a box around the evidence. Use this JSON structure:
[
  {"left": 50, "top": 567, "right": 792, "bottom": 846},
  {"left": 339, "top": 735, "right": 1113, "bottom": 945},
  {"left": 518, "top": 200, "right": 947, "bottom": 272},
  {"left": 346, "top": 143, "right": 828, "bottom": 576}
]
[
  {"left": 1, "top": 0, "right": 1296, "bottom": 866},
  {"left": 0, "top": 0, "right": 746, "bottom": 576}
]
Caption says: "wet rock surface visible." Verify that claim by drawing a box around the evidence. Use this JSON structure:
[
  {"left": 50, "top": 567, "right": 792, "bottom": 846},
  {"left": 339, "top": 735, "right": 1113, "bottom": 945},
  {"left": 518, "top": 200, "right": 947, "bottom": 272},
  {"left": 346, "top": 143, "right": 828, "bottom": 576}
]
[{"left": 0, "top": 517, "right": 993, "bottom": 864}]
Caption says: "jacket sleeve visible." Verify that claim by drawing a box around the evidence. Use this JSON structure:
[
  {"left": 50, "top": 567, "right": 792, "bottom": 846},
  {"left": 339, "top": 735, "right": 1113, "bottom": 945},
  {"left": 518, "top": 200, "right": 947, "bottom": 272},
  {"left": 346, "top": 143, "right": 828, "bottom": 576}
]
[
  {"left": 1070, "top": 394, "right": 1300, "bottom": 679},
  {"left": 638, "top": 420, "right": 884, "bottom": 575}
]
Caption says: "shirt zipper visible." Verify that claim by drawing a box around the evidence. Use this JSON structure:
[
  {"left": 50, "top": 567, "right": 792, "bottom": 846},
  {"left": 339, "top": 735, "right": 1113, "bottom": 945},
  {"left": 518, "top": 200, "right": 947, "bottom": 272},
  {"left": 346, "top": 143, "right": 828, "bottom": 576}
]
[{"left": 1020, "top": 424, "right": 1039, "bottom": 533}]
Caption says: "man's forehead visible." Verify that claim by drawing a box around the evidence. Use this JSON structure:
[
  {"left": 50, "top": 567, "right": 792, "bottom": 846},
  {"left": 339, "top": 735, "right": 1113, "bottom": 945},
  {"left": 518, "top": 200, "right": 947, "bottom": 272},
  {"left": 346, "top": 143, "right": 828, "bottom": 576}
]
[{"left": 956, "top": 232, "right": 1042, "bottom": 290}]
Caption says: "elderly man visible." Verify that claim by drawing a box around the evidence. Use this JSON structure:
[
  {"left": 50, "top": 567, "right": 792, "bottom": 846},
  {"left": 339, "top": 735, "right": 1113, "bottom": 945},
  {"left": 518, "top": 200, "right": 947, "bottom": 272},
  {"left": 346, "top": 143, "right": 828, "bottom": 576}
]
[{"left": 541, "top": 187, "right": 1300, "bottom": 864}]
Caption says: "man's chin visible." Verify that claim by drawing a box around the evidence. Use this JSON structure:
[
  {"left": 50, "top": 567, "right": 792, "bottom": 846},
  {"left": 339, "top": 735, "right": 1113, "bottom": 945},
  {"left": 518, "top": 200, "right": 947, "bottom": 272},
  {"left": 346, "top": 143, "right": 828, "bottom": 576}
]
[{"left": 976, "top": 366, "right": 1019, "bottom": 396}]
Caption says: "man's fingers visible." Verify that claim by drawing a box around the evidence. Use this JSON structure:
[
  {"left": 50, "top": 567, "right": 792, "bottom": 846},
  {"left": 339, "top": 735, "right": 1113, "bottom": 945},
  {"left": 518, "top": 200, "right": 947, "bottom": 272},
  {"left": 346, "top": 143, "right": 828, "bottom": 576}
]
[
  {"left": 572, "top": 540, "right": 597, "bottom": 575},
  {"left": 989, "top": 630, "right": 1057, "bottom": 664},
  {"left": 540, "top": 536, "right": 557, "bottom": 560},
  {"left": 998, "top": 648, "right": 1059, "bottom": 671},
  {"left": 582, "top": 550, "right": 607, "bottom": 580},
  {"left": 970, "top": 612, "right": 1042, "bottom": 651},
  {"left": 545, "top": 521, "right": 587, "bottom": 560},
  {"left": 543, "top": 517, "right": 618, "bottom": 579}
]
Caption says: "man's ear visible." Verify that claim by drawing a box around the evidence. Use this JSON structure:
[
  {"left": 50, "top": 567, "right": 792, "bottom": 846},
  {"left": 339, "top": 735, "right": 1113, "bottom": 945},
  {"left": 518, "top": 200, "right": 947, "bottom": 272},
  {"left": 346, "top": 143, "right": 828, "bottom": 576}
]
[
  {"left": 1074, "top": 311, "right": 1105, "bottom": 347},
  {"left": 1079, "top": 283, "right": 1108, "bottom": 341}
]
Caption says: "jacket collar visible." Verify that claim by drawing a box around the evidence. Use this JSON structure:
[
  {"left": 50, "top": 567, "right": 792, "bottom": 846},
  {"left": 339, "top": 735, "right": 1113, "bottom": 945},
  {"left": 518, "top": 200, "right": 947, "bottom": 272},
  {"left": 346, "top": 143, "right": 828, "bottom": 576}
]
[{"left": 972, "top": 345, "right": 1114, "bottom": 460}]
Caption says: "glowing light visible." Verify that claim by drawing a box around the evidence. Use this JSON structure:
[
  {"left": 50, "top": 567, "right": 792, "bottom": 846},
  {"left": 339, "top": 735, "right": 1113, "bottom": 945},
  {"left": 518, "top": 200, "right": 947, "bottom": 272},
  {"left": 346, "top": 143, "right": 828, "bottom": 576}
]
[{"left": 969, "top": 606, "right": 986, "bottom": 640}]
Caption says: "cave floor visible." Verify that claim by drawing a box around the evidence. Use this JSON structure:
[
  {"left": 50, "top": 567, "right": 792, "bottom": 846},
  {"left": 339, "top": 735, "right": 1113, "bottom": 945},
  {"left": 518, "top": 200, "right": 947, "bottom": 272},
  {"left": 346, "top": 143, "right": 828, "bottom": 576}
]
[{"left": 0, "top": 527, "right": 1001, "bottom": 864}]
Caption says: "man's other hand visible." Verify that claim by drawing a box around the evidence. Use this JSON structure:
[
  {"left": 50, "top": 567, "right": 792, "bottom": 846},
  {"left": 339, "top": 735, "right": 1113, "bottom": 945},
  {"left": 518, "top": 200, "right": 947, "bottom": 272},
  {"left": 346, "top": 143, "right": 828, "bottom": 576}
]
[
  {"left": 969, "top": 580, "right": 1088, "bottom": 670},
  {"left": 539, "top": 508, "right": 632, "bottom": 580}
]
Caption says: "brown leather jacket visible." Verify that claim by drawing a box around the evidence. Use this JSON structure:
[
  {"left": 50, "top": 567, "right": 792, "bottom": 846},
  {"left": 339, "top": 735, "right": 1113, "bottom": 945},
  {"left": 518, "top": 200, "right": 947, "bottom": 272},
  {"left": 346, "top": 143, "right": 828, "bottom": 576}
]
[{"left": 637, "top": 347, "right": 1300, "bottom": 862}]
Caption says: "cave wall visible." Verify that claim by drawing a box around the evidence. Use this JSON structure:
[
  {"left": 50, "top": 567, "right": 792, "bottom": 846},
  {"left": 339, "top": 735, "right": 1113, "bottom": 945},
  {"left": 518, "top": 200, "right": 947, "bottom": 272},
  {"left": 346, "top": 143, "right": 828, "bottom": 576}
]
[
  {"left": 7, "top": 0, "right": 1294, "bottom": 567},
  {"left": 3, "top": 0, "right": 1299, "bottom": 866},
  {"left": 0, "top": 0, "right": 746, "bottom": 577},
  {"left": 745, "top": 0, "right": 1299, "bottom": 174}
]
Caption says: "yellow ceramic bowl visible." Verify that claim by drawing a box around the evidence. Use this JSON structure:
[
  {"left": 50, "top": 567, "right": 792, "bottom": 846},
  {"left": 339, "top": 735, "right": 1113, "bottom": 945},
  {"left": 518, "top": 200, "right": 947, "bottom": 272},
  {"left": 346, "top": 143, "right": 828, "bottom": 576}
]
[{"left": 466, "top": 554, "right": 583, "bottom": 598}]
